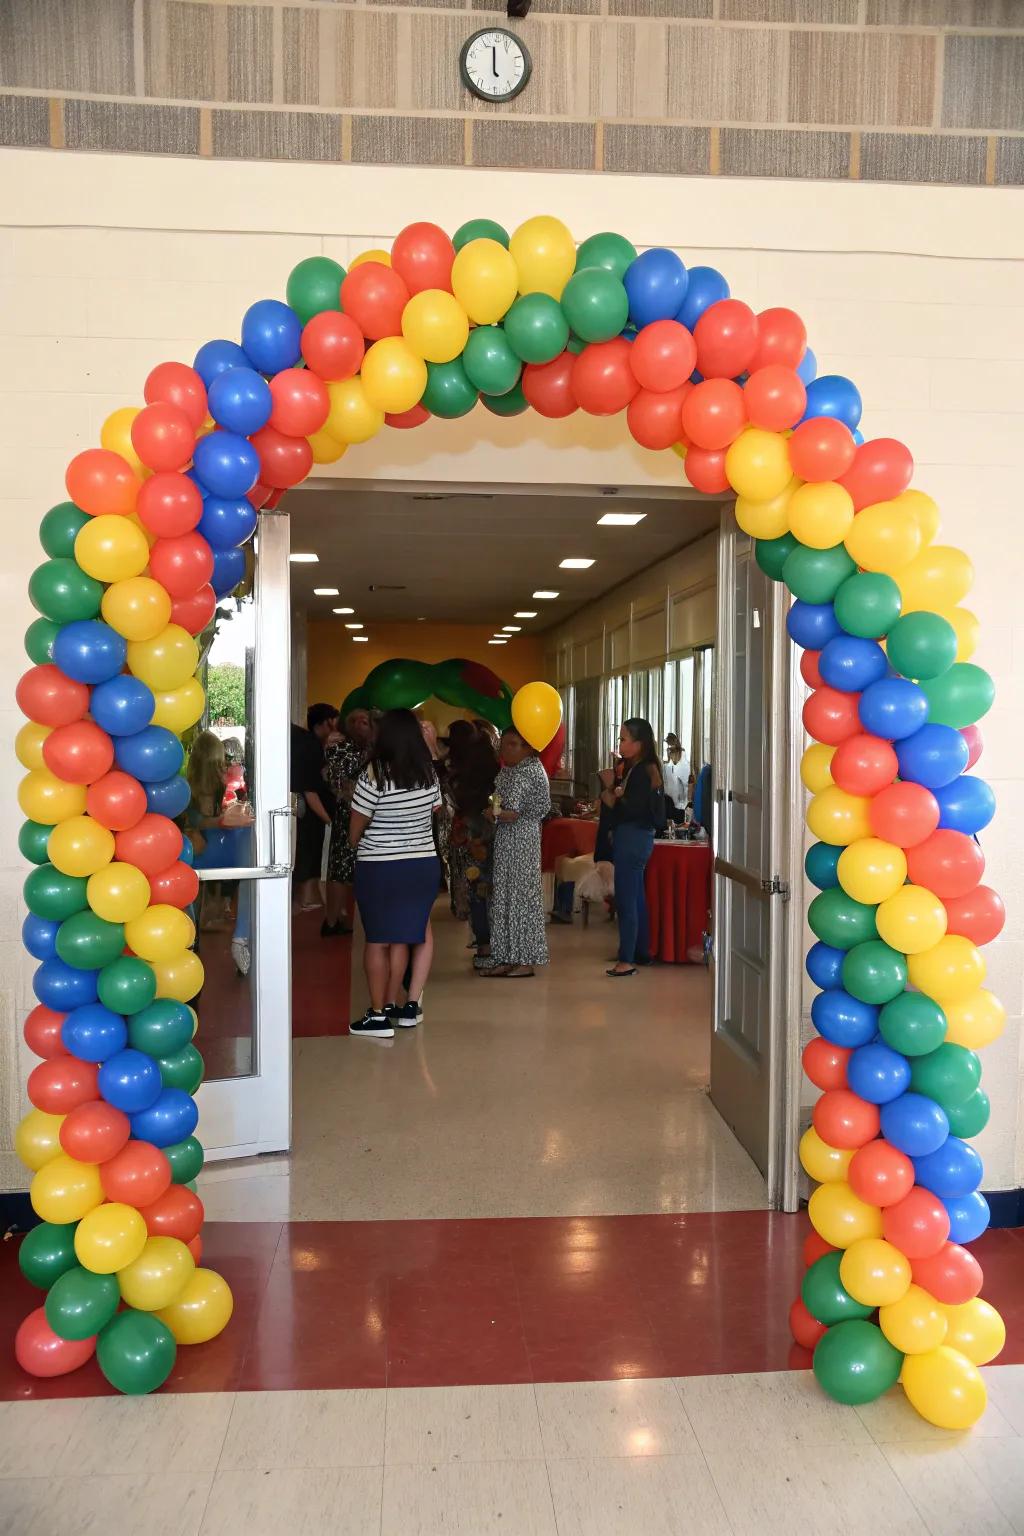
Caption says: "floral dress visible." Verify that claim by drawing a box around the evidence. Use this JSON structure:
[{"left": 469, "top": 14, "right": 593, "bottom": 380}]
[
  {"left": 324, "top": 739, "right": 364, "bottom": 883},
  {"left": 488, "top": 756, "right": 551, "bottom": 968}
]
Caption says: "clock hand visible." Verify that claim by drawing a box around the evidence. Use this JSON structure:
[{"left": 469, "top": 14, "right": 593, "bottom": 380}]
[{"left": 492, "top": 46, "right": 499, "bottom": 78}]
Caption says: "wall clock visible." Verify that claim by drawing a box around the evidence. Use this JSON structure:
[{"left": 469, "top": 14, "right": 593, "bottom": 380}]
[{"left": 460, "top": 28, "right": 532, "bottom": 104}]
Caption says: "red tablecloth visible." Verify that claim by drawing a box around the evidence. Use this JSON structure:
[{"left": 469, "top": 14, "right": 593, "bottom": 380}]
[
  {"left": 644, "top": 841, "right": 713, "bottom": 964},
  {"left": 541, "top": 817, "right": 598, "bottom": 871}
]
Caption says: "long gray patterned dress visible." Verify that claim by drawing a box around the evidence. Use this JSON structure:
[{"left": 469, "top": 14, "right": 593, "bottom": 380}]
[{"left": 488, "top": 756, "right": 551, "bottom": 968}]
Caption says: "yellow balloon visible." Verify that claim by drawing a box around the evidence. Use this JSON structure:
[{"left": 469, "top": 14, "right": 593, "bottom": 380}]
[
  {"left": 880, "top": 1285, "right": 948, "bottom": 1356},
  {"left": 75, "top": 513, "right": 150, "bottom": 584},
  {"left": 30, "top": 1153, "right": 103, "bottom": 1224},
  {"left": 102, "top": 576, "right": 172, "bottom": 642},
  {"left": 837, "top": 837, "right": 907, "bottom": 905},
  {"left": 101, "top": 405, "right": 147, "bottom": 478},
  {"left": 350, "top": 248, "right": 391, "bottom": 269},
  {"left": 800, "top": 743, "right": 835, "bottom": 794},
  {"left": 901, "top": 1345, "right": 987, "bottom": 1430},
  {"left": 945, "top": 607, "right": 979, "bottom": 663},
  {"left": 940, "top": 1299, "right": 1005, "bottom": 1366},
  {"left": 15, "top": 1109, "right": 65, "bottom": 1172},
  {"left": 18, "top": 770, "right": 87, "bottom": 825},
  {"left": 509, "top": 215, "right": 576, "bottom": 300},
  {"left": 840, "top": 1237, "right": 911, "bottom": 1308},
  {"left": 324, "top": 377, "right": 384, "bottom": 445},
  {"left": 16, "top": 721, "right": 51, "bottom": 771},
  {"left": 895, "top": 489, "right": 940, "bottom": 547},
  {"left": 805, "top": 787, "right": 873, "bottom": 847},
  {"left": 48, "top": 815, "right": 115, "bottom": 878},
  {"left": 897, "top": 545, "right": 973, "bottom": 614},
  {"left": 151, "top": 678, "right": 205, "bottom": 734},
  {"left": 196, "top": 415, "right": 216, "bottom": 440},
  {"left": 451, "top": 238, "right": 519, "bottom": 325},
  {"left": 186, "top": 1004, "right": 199, "bottom": 1039},
  {"left": 126, "top": 904, "right": 196, "bottom": 964},
  {"left": 128, "top": 510, "right": 157, "bottom": 549},
  {"left": 787, "top": 481, "right": 855, "bottom": 550},
  {"left": 156, "top": 1267, "right": 234, "bottom": 1345},
  {"left": 74, "top": 1201, "right": 148, "bottom": 1274},
  {"left": 118, "top": 1235, "right": 195, "bottom": 1311},
  {"left": 152, "top": 949, "right": 205, "bottom": 1004},
  {"left": 87, "top": 862, "right": 151, "bottom": 924},
  {"left": 734, "top": 479, "right": 799, "bottom": 541},
  {"left": 844, "top": 498, "right": 921, "bottom": 575},
  {"left": 359, "top": 336, "right": 429, "bottom": 415},
  {"left": 725, "top": 428, "right": 792, "bottom": 502},
  {"left": 808, "top": 1180, "right": 883, "bottom": 1249},
  {"left": 127, "top": 624, "right": 199, "bottom": 692},
  {"left": 875, "top": 884, "right": 947, "bottom": 955},
  {"left": 799, "top": 1127, "right": 853, "bottom": 1184},
  {"left": 510, "top": 681, "right": 562, "bottom": 752},
  {"left": 401, "top": 289, "right": 470, "bottom": 365},
  {"left": 908, "top": 935, "right": 985, "bottom": 1006},
  {"left": 942, "top": 988, "right": 1006, "bottom": 1050},
  {"left": 307, "top": 427, "right": 347, "bottom": 465}
]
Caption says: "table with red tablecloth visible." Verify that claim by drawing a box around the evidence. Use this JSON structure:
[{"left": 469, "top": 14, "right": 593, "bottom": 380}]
[
  {"left": 541, "top": 817, "right": 598, "bottom": 871},
  {"left": 644, "top": 841, "right": 713, "bottom": 964}
]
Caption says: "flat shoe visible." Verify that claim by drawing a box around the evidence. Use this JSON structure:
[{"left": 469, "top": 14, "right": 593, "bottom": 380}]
[{"left": 606, "top": 966, "right": 637, "bottom": 977}]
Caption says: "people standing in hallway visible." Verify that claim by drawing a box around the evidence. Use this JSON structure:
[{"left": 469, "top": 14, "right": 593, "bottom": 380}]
[
  {"left": 185, "top": 730, "right": 255, "bottom": 975},
  {"left": 482, "top": 727, "right": 551, "bottom": 979},
  {"left": 602, "top": 719, "right": 666, "bottom": 977},
  {"left": 348, "top": 708, "right": 442, "bottom": 1040},
  {"left": 322, "top": 706, "right": 374, "bottom": 938},
  {"left": 291, "top": 704, "right": 337, "bottom": 913},
  {"left": 663, "top": 732, "right": 691, "bottom": 821},
  {"left": 446, "top": 720, "right": 500, "bottom": 962}
]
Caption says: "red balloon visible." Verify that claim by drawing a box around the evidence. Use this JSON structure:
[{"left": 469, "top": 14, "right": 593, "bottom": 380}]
[
  {"left": 539, "top": 720, "right": 566, "bottom": 777},
  {"left": 65, "top": 448, "right": 139, "bottom": 517},
  {"left": 249, "top": 425, "right": 314, "bottom": 490},
  {"left": 100, "top": 1139, "right": 172, "bottom": 1208},
  {"left": 681, "top": 379, "right": 746, "bottom": 451},
  {"left": 572, "top": 338, "right": 640, "bottom": 415},
  {"left": 684, "top": 446, "right": 730, "bottom": 494},
  {"left": 87, "top": 770, "right": 147, "bottom": 832},
  {"left": 812, "top": 1088, "right": 880, "bottom": 1149},
  {"left": 115, "top": 813, "right": 183, "bottom": 878},
  {"left": 693, "top": 299, "right": 758, "bottom": 379},
  {"left": 137, "top": 472, "right": 203, "bottom": 538},
  {"left": 24, "top": 1004, "right": 68, "bottom": 1060},
  {"left": 750, "top": 307, "right": 806, "bottom": 371},
  {"left": 522, "top": 353, "right": 578, "bottom": 418},
  {"left": 386, "top": 404, "right": 431, "bottom": 429},
  {"left": 961, "top": 725, "right": 983, "bottom": 770},
  {"left": 149, "top": 860, "right": 200, "bottom": 909},
  {"left": 869, "top": 782, "right": 940, "bottom": 848},
  {"left": 906, "top": 829, "right": 984, "bottom": 899},
  {"left": 301, "top": 310, "right": 365, "bottom": 381},
  {"left": 838, "top": 438, "right": 914, "bottom": 512},
  {"left": 883, "top": 1187, "right": 950, "bottom": 1259},
  {"left": 943, "top": 885, "right": 1005, "bottom": 946},
  {"left": 59, "top": 1100, "right": 132, "bottom": 1163},
  {"left": 787, "top": 418, "right": 857, "bottom": 483},
  {"left": 246, "top": 481, "right": 274, "bottom": 511},
  {"left": 170, "top": 584, "right": 217, "bottom": 638},
  {"left": 187, "top": 1234, "right": 203, "bottom": 1264},
  {"left": 742, "top": 366, "right": 806, "bottom": 433},
  {"left": 804, "top": 1231, "right": 837, "bottom": 1267},
  {"left": 802, "top": 1037, "right": 851, "bottom": 1092},
  {"left": 17, "top": 665, "right": 90, "bottom": 728},
  {"left": 848, "top": 1140, "right": 914, "bottom": 1208},
  {"left": 42, "top": 720, "right": 114, "bottom": 785},
  {"left": 800, "top": 650, "right": 823, "bottom": 690},
  {"left": 629, "top": 319, "right": 696, "bottom": 392},
  {"left": 267, "top": 368, "right": 330, "bottom": 437},
  {"left": 626, "top": 386, "right": 688, "bottom": 450},
  {"left": 15, "top": 1307, "right": 96, "bottom": 1378},
  {"left": 27, "top": 1056, "right": 99, "bottom": 1115},
  {"left": 911, "top": 1242, "right": 983, "bottom": 1304},
  {"left": 148, "top": 532, "right": 215, "bottom": 599},
  {"left": 145, "top": 361, "right": 208, "bottom": 432},
  {"left": 131, "top": 402, "right": 195, "bottom": 474},
  {"left": 789, "top": 1297, "right": 827, "bottom": 1351},
  {"left": 340, "top": 262, "right": 409, "bottom": 340},
  {"left": 391, "top": 221, "right": 456, "bottom": 295},
  {"left": 830, "top": 733, "right": 898, "bottom": 797},
  {"left": 803, "top": 687, "right": 861, "bottom": 746},
  {"left": 139, "top": 1183, "right": 205, "bottom": 1242}
]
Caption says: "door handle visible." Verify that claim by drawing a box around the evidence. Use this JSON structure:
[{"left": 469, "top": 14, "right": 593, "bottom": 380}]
[{"left": 194, "top": 806, "right": 294, "bottom": 882}]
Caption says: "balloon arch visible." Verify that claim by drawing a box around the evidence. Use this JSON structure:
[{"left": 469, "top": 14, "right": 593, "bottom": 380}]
[{"left": 14, "top": 216, "right": 1004, "bottom": 1421}]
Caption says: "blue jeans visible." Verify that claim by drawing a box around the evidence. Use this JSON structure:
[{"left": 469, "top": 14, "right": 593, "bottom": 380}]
[{"left": 613, "top": 823, "right": 654, "bottom": 964}]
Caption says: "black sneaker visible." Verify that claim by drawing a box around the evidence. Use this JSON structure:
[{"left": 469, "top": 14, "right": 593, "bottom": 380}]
[
  {"left": 350, "top": 1009, "right": 394, "bottom": 1039},
  {"left": 391, "top": 1000, "right": 423, "bottom": 1028}
]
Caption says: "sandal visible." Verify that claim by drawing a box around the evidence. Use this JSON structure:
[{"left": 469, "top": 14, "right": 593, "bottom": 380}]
[{"left": 606, "top": 965, "right": 637, "bottom": 977}]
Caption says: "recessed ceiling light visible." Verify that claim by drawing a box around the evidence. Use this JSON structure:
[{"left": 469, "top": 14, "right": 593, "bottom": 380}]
[
  {"left": 514, "top": 611, "right": 538, "bottom": 619},
  {"left": 416, "top": 617, "right": 426, "bottom": 622},
  {"left": 332, "top": 607, "right": 355, "bottom": 615},
  {"left": 488, "top": 638, "right": 508, "bottom": 645},
  {"left": 352, "top": 635, "right": 369, "bottom": 643},
  {"left": 345, "top": 622, "right": 364, "bottom": 630},
  {"left": 533, "top": 590, "right": 559, "bottom": 600},
  {"left": 313, "top": 586, "right": 340, "bottom": 595},
  {"left": 502, "top": 626, "right": 521, "bottom": 632},
  {"left": 598, "top": 512, "right": 647, "bottom": 526},
  {"left": 559, "top": 558, "right": 595, "bottom": 569},
  {"left": 289, "top": 553, "right": 319, "bottom": 564}
]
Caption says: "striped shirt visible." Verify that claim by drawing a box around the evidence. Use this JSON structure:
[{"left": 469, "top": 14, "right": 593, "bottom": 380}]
[{"left": 351, "top": 769, "right": 442, "bottom": 862}]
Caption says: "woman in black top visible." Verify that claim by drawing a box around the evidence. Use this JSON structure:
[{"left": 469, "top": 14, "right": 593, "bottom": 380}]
[{"left": 599, "top": 718, "right": 665, "bottom": 976}]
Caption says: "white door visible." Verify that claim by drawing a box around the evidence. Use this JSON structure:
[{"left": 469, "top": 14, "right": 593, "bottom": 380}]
[{"left": 194, "top": 511, "right": 293, "bottom": 1161}]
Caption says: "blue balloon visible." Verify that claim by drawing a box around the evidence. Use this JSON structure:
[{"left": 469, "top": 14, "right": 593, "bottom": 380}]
[
  {"left": 180, "top": 835, "right": 195, "bottom": 867},
  {"left": 211, "top": 546, "right": 246, "bottom": 599},
  {"left": 198, "top": 496, "right": 258, "bottom": 551},
  {"left": 130, "top": 1087, "right": 199, "bottom": 1147},
  {"left": 880, "top": 1092, "right": 949, "bottom": 1158},
  {"left": 913, "top": 1135, "right": 983, "bottom": 1198},
  {"left": 623, "top": 249, "right": 689, "bottom": 328},
  {"left": 90, "top": 674, "right": 155, "bottom": 737},
  {"left": 805, "top": 842, "right": 841, "bottom": 891},
  {"left": 810, "top": 989, "right": 878, "bottom": 1049},
  {"left": 52, "top": 620, "right": 126, "bottom": 685},
  {"left": 796, "top": 347, "right": 817, "bottom": 385},
  {"left": 819, "top": 636, "right": 888, "bottom": 694},
  {"left": 943, "top": 1191, "right": 990, "bottom": 1245},
  {"left": 193, "top": 430, "right": 260, "bottom": 499},
  {"left": 895, "top": 723, "right": 969, "bottom": 790},
  {"left": 23, "top": 913, "right": 58, "bottom": 961},
  {"left": 193, "top": 338, "right": 250, "bottom": 389},
  {"left": 786, "top": 601, "right": 842, "bottom": 651},
  {"left": 33, "top": 958, "right": 98, "bottom": 1012},
  {"left": 98, "top": 1047, "right": 162, "bottom": 1114},
  {"left": 241, "top": 298, "right": 303, "bottom": 374},
  {"left": 145, "top": 774, "right": 192, "bottom": 819},
  {"left": 934, "top": 773, "right": 995, "bottom": 835},
  {"left": 806, "top": 941, "right": 845, "bottom": 991},
  {"left": 858, "top": 677, "right": 930, "bottom": 741},
  {"left": 801, "top": 374, "right": 862, "bottom": 431},
  {"left": 852, "top": 429, "right": 865, "bottom": 446},
  {"left": 114, "top": 726, "right": 185, "bottom": 784},
  {"left": 184, "top": 468, "right": 210, "bottom": 500},
  {"left": 675, "top": 265, "right": 729, "bottom": 332},
  {"left": 61, "top": 1003, "right": 127, "bottom": 1064},
  {"left": 847, "top": 1041, "right": 911, "bottom": 1105},
  {"left": 207, "top": 366, "right": 273, "bottom": 436}
]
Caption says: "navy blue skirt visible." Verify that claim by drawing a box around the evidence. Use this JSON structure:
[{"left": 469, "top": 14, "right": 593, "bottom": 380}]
[{"left": 355, "top": 855, "right": 440, "bottom": 944}]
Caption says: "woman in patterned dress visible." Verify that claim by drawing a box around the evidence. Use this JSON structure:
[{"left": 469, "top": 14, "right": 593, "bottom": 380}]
[
  {"left": 481, "top": 726, "right": 551, "bottom": 978},
  {"left": 322, "top": 707, "right": 373, "bottom": 937}
]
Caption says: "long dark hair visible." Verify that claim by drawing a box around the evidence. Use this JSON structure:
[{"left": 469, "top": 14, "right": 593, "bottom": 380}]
[
  {"left": 369, "top": 708, "right": 436, "bottom": 791},
  {"left": 623, "top": 717, "right": 663, "bottom": 784}
]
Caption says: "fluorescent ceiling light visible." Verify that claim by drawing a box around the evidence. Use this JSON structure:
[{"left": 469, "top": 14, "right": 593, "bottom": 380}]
[
  {"left": 352, "top": 635, "right": 369, "bottom": 643},
  {"left": 313, "top": 586, "right": 339, "bottom": 595},
  {"left": 333, "top": 606, "right": 355, "bottom": 614},
  {"left": 488, "top": 638, "right": 508, "bottom": 645},
  {"left": 514, "top": 611, "right": 537, "bottom": 619},
  {"left": 290, "top": 552, "right": 319, "bottom": 563},
  {"left": 598, "top": 512, "right": 646, "bottom": 526},
  {"left": 502, "top": 626, "right": 521, "bottom": 632},
  {"left": 533, "top": 590, "right": 559, "bottom": 600},
  {"left": 345, "top": 622, "right": 364, "bottom": 630},
  {"left": 559, "top": 558, "right": 594, "bottom": 569}
]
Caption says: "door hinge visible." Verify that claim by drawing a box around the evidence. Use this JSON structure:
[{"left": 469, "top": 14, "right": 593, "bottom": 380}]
[{"left": 761, "top": 875, "right": 791, "bottom": 900}]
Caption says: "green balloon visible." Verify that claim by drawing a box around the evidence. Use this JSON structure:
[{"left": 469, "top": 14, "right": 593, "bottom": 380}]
[
  {"left": 25, "top": 617, "right": 60, "bottom": 666},
  {"left": 801, "top": 1253, "right": 873, "bottom": 1327},
  {"left": 878, "top": 991, "right": 947, "bottom": 1057},
  {"left": 29, "top": 558, "right": 103, "bottom": 623},
  {"left": 808, "top": 889, "right": 878, "bottom": 950},
  {"left": 364, "top": 657, "right": 435, "bottom": 710},
  {"left": 574, "top": 231, "right": 638, "bottom": 281},
  {"left": 833, "top": 571, "right": 902, "bottom": 639},
  {"left": 98, "top": 955, "right": 157, "bottom": 1015},
  {"left": 887, "top": 611, "right": 957, "bottom": 682},
  {"left": 97, "top": 1309, "right": 177, "bottom": 1395},
  {"left": 805, "top": 841, "right": 841, "bottom": 891},
  {"left": 40, "top": 501, "right": 90, "bottom": 559},
  {"left": 45, "top": 1265, "right": 120, "bottom": 1341},
  {"left": 24, "top": 863, "right": 88, "bottom": 922},
  {"left": 566, "top": 333, "right": 587, "bottom": 356},
  {"left": 462, "top": 325, "right": 521, "bottom": 396},
  {"left": 946, "top": 1087, "right": 990, "bottom": 1138},
  {"left": 186, "top": 1179, "right": 199, "bottom": 1194},
  {"left": 920, "top": 662, "right": 994, "bottom": 729},
  {"left": 560, "top": 267, "right": 629, "bottom": 344},
  {"left": 286, "top": 255, "right": 345, "bottom": 324},
  {"left": 422, "top": 359, "right": 479, "bottom": 419},
  {"left": 453, "top": 218, "right": 509, "bottom": 252},
  {"left": 783, "top": 544, "right": 856, "bottom": 605},
  {"left": 814, "top": 1319, "right": 903, "bottom": 1405},
  {"left": 504, "top": 294, "right": 569, "bottom": 365},
  {"left": 158, "top": 1043, "right": 205, "bottom": 1094},
  {"left": 909, "top": 1041, "right": 981, "bottom": 1110},
  {"left": 339, "top": 685, "right": 372, "bottom": 721},
  {"left": 755, "top": 533, "right": 799, "bottom": 581},
  {"left": 164, "top": 1135, "right": 205, "bottom": 1185},
  {"left": 19, "top": 821, "right": 56, "bottom": 866},
  {"left": 482, "top": 382, "right": 529, "bottom": 417},
  {"left": 18, "top": 1221, "right": 79, "bottom": 1290},
  {"left": 56, "top": 911, "right": 125, "bottom": 971},
  {"left": 129, "top": 998, "right": 194, "bottom": 1057},
  {"left": 841, "top": 940, "right": 907, "bottom": 1006}
]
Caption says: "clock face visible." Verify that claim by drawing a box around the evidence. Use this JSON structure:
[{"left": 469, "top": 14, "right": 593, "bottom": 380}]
[{"left": 460, "top": 29, "right": 532, "bottom": 104}]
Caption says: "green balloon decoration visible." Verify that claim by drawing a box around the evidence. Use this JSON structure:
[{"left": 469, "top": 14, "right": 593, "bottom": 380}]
[
  {"left": 755, "top": 533, "right": 799, "bottom": 581},
  {"left": 453, "top": 218, "right": 510, "bottom": 251},
  {"left": 19, "top": 821, "right": 55, "bottom": 866},
  {"left": 24, "top": 864, "right": 88, "bottom": 922},
  {"left": 286, "top": 256, "right": 345, "bottom": 323},
  {"left": 560, "top": 267, "right": 630, "bottom": 344},
  {"left": 462, "top": 325, "right": 521, "bottom": 397},
  {"left": 504, "top": 293, "right": 570, "bottom": 365},
  {"left": 808, "top": 889, "right": 878, "bottom": 950},
  {"left": 833, "top": 571, "right": 902, "bottom": 639},
  {"left": 422, "top": 358, "right": 479, "bottom": 419},
  {"left": 482, "top": 382, "right": 529, "bottom": 416},
  {"left": 97, "top": 1309, "right": 177, "bottom": 1396},
  {"left": 813, "top": 1319, "right": 903, "bottom": 1406},
  {"left": 566, "top": 333, "right": 587, "bottom": 356},
  {"left": 805, "top": 841, "right": 841, "bottom": 891},
  {"left": 56, "top": 911, "right": 126, "bottom": 971},
  {"left": 363, "top": 658, "right": 435, "bottom": 710},
  {"left": 920, "top": 662, "right": 995, "bottom": 729},
  {"left": 18, "top": 1220, "right": 79, "bottom": 1290},
  {"left": 841, "top": 940, "right": 907, "bottom": 1006},
  {"left": 783, "top": 544, "right": 856, "bottom": 605},
  {"left": 29, "top": 557, "right": 103, "bottom": 623},
  {"left": 946, "top": 1087, "right": 991, "bottom": 1138},
  {"left": 165, "top": 1135, "right": 205, "bottom": 1185},
  {"left": 886, "top": 611, "right": 957, "bottom": 682},
  {"left": 909, "top": 1041, "right": 982, "bottom": 1110},
  {"left": 25, "top": 618, "right": 60, "bottom": 666},
  {"left": 878, "top": 991, "right": 947, "bottom": 1057},
  {"left": 45, "top": 1266, "right": 121, "bottom": 1341},
  {"left": 40, "top": 501, "right": 90, "bottom": 559},
  {"left": 158, "top": 1043, "right": 205, "bottom": 1094},
  {"left": 98, "top": 955, "right": 158, "bottom": 1015},
  {"left": 574, "top": 231, "right": 638, "bottom": 280},
  {"left": 801, "top": 1253, "right": 873, "bottom": 1327},
  {"left": 129, "top": 998, "right": 195, "bottom": 1057}
]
